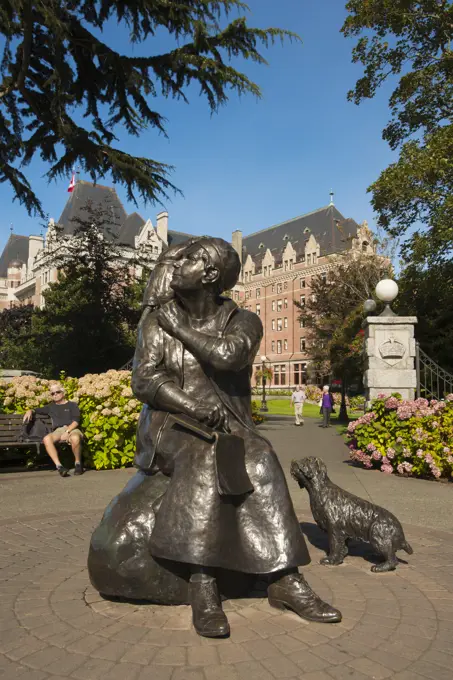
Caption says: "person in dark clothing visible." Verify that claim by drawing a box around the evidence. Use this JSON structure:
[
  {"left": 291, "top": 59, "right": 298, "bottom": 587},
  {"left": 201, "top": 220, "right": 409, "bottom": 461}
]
[
  {"left": 321, "top": 385, "right": 335, "bottom": 428},
  {"left": 23, "top": 384, "right": 83, "bottom": 477}
]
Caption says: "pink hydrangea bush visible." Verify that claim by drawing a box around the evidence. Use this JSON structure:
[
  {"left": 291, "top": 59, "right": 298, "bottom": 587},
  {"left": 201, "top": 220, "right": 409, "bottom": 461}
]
[{"left": 347, "top": 393, "right": 453, "bottom": 480}]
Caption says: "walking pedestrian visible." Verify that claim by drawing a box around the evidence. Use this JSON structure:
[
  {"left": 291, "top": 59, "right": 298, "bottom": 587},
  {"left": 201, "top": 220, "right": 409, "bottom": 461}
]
[
  {"left": 321, "top": 385, "right": 335, "bottom": 428},
  {"left": 291, "top": 385, "right": 306, "bottom": 426}
]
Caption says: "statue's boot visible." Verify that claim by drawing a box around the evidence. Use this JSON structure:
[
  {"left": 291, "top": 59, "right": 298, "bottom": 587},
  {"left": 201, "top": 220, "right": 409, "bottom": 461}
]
[
  {"left": 189, "top": 575, "right": 230, "bottom": 638},
  {"left": 268, "top": 572, "right": 342, "bottom": 623}
]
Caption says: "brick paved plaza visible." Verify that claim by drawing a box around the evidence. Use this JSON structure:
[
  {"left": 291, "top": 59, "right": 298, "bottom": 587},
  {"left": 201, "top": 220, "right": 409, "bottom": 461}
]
[{"left": 0, "top": 418, "right": 452, "bottom": 680}]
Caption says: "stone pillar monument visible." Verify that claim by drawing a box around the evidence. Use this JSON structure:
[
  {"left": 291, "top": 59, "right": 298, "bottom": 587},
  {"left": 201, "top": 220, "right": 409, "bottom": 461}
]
[{"left": 363, "top": 280, "right": 418, "bottom": 403}]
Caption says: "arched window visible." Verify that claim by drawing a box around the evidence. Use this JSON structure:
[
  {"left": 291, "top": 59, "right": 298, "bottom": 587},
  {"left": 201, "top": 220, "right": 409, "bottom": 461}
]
[{"left": 362, "top": 241, "right": 368, "bottom": 252}]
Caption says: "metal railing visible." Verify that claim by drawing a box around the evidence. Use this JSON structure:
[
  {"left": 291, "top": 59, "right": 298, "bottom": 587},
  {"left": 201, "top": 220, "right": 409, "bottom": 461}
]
[
  {"left": 416, "top": 342, "right": 453, "bottom": 400},
  {"left": 121, "top": 358, "right": 133, "bottom": 371}
]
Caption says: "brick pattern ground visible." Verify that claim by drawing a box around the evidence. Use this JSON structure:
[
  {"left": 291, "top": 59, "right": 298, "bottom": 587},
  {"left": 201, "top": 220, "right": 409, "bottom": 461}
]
[{"left": 1, "top": 508, "right": 453, "bottom": 680}]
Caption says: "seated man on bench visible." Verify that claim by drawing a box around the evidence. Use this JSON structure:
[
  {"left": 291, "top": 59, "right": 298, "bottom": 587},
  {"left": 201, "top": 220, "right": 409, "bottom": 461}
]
[{"left": 23, "top": 384, "right": 83, "bottom": 477}]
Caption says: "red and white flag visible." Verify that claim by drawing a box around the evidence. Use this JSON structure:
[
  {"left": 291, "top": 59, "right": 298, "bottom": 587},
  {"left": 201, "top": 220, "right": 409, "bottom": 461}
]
[{"left": 67, "top": 172, "right": 75, "bottom": 193}]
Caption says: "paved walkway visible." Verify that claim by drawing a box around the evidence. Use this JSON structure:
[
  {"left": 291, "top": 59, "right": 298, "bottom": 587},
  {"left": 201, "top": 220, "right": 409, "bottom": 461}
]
[{"left": 0, "top": 419, "right": 452, "bottom": 680}]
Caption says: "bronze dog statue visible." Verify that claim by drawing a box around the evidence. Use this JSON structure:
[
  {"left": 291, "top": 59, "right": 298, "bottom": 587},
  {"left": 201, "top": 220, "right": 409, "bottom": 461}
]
[{"left": 291, "top": 457, "right": 413, "bottom": 572}]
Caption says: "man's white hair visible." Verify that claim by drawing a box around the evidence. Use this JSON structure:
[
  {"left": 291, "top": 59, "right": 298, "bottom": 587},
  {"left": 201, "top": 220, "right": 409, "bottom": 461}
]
[
  {"left": 323, "top": 385, "right": 330, "bottom": 391},
  {"left": 50, "top": 383, "right": 66, "bottom": 395}
]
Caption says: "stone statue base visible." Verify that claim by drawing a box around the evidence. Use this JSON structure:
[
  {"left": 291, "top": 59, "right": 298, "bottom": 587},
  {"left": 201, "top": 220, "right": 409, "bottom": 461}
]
[{"left": 88, "top": 470, "right": 253, "bottom": 604}]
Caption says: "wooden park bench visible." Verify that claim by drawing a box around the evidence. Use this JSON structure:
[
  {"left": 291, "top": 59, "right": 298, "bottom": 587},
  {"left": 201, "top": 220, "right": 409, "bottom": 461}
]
[{"left": 0, "top": 414, "right": 70, "bottom": 463}]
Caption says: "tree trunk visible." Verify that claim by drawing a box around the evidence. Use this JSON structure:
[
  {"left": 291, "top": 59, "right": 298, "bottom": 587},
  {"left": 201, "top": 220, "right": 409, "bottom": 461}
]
[{"left": 338, "top": 378, "right": 349, "bottom": 423}]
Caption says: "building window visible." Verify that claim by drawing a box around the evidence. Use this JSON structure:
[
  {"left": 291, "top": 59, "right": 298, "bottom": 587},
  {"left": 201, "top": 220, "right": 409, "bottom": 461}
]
[
  {"left": 300, "top": 318, "right": 305, "bottom": 328},
  {"left": 284, "top": 339, "right": 288, "bottom": 351},
  {"left": 284, "top": 298, "right": 288, "bottom": 309},
  {"left": 245, "top": 290, "right": 251, "bottom": 300},
  {"left": 294, "top": 362, "right": 307, "bottom": 385},
  {"left": 321, "top": 272, "right": 327, "bottom": 284},
  {"left": 272, "top": 319, "right": 276, "bottom": 331},
  {"left": 300, "top": 338, "right": 306, "bottom": 352},
  {"left": 256, "top": 304, "right": 261, "bottom": 316},
  {"left": 313, "top": 254, "right": 317, "bottom": 265},
  {"left": 256, "top": 288, "right": 261, "bottom": 298},
  {"left": 272, "top": 340, "right": 275, "bottom": 352},
  {"left": 306, "top": 254, "right": 311, "bottom": 265},
  {"left": 274, "top": 364, "right": 286, "bottom": 385},
  {"left": 277, "top": 318, "right": 282, "bottom": 331},
  {"left": 277, "top": 299, "right": 282, "bottom": 312},
  {"left": 272, "top": 301, "right": 276, "bottom": 311},
  {"left": 284, "top": 282, "right": 288, "bottom": 290},
  {"left": 300, "top": 278, "right": 305, "bottom": 289},
  {"left": 277, "top": 283, "right": 283, "bottom": 294},
  {"left": 234, "top": 291, "right": 239, "bottom": 301},
  {"left": 277, "top": 341, "right": 282, "bottom": 355},
  {"left": 284, "top": 260, "right": 288, "bottom": 271},
  {"left": 300, "top": 295, "right": 305, "bottom": 307},
  {"left": 284, "top": 317, "right": 288, "bottom": 328},
  {"left": 271, "top": 284, "right": 275, "bottom": 293}
]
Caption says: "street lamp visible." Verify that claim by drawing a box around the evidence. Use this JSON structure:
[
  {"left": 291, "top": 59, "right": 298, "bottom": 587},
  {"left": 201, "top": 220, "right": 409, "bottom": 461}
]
[
  {"left": 375, "top": 279, "right": 399, "bottom": 317},
  {"left": 260, "top": 355, "right": 269, "bottom": 412},
  {"left": 363, "top": 298, "right": 377, "bottom": 314}
]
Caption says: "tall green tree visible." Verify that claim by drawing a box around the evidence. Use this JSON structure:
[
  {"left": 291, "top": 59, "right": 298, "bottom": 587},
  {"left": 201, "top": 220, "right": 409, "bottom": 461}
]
[
  {"left": 30, "top": 200, "right": 153, "bottom": 377},
  {"left": 296, "top": 250, "right": 391, "bottom": 418},
  {"left": 343, "top": 1, "right": 453, "bottom": 264},
  {"left": 396, "top": 259, "right": 453, "bottom": 372},
  {"left": 0, "top": 303, "right": 36, "bottom": 370},
  {"left": 0, "top": 1, "right": 296, "bottom": 216}
]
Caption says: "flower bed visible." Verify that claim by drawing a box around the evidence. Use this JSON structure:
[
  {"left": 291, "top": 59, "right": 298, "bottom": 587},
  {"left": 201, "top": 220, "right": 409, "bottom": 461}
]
[
  {"left": 347, "top": 394, "right": 453, "bottom": 479},
  {"left": 1, "top": 372, "right": 265, "bottom": 470}
]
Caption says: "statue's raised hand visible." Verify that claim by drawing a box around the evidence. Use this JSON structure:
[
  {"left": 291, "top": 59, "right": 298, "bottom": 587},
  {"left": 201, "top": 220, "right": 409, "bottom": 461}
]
[{"left": 157, "top": 301, "right": 188, "bottom": 337}]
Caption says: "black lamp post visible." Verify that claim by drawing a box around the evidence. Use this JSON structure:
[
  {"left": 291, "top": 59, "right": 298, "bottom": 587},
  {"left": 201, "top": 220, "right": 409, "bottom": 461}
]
[{"left": 260, "top": 355, "right": 269, "bottom": 412}]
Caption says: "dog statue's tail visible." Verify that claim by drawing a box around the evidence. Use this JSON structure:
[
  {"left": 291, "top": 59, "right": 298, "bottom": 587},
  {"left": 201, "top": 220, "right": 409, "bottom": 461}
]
[{"left": 402, "top": 540, "right": 413, "bottom": 555}]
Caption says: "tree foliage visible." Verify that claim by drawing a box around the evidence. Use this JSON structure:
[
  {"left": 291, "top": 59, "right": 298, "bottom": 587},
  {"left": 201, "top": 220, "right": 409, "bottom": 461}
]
[
  {"left": 343, "top": 1, "right": 453, "bottom": 263},
  {"left": 28, "top": 200, "right": 152, "bottom": 377},
  {"left": 0, "top": 1, "right": 296, "bottom": 216},
  {"left": 0, "top": 303, "right": 34, "bottom": 369},
  {"left": 395, "top": 259, "right": 453, "bottom": 372},
  {"left": 296, "top": 251, "right": 392, "bottom": 394}
]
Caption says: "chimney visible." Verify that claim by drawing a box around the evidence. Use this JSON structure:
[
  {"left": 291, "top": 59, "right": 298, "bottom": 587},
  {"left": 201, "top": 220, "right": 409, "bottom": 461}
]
[
  {"left": 232, "top": 230, "right": 243, "bottom": 267},
  {"left": 28, "top": 235, "right": 44, "bottom": 269},
  {"left": 156, "top": 211, "right": 168, "bottom": 245}
]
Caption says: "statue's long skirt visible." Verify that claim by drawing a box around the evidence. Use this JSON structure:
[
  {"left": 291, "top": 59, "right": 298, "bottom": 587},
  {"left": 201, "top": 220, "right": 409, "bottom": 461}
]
[{"left": 149, "top": 418, "right": 310, "bottom": 574}]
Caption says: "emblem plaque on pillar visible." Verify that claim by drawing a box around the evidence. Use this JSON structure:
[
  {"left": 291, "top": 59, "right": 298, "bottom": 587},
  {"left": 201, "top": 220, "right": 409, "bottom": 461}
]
[{"left": 363, "top": 280, "right": 417, "bottom": 404}]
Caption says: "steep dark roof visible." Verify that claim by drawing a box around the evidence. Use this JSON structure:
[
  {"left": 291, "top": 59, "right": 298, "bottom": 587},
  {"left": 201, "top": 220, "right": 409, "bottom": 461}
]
[
  {"left": 57, "top": 181, "right": 127, "bottom": 237},
  {"left": 118, "top": 212, "right": 146, "bottom": 246},
  {"left": 57, "top": 182, "right": 196, "bottom": 249},
  {"left": 242, "top": 205, "right": 359, "bottom": 261},
  {"left": 167, "top": 230, "right": 194, "bottom": 247},
  {"left": 0, "top": 235, "right": 29, "bottom": 277}
]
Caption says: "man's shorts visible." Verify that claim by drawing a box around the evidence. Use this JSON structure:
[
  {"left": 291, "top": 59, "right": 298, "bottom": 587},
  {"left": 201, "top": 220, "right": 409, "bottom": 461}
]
[{"left": 52, "top": 427, "right": 84, "bottom": 440}]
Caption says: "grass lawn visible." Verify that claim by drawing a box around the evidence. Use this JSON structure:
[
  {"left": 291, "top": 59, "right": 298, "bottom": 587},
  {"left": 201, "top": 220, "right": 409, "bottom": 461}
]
[{"left": 253, "top": 400, "right": 322, "bottom": 418}]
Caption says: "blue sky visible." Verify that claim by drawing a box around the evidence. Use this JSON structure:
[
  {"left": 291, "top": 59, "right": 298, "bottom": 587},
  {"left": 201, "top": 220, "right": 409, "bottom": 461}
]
[{"left": 0, "top": 0, "right": 397, "bottom": 253}]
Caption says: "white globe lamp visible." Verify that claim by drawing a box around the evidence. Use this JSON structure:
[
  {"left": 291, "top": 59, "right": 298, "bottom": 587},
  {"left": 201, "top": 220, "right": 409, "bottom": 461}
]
[{"left": 375, "top": 279, "right": 398, "bottom": 316}]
